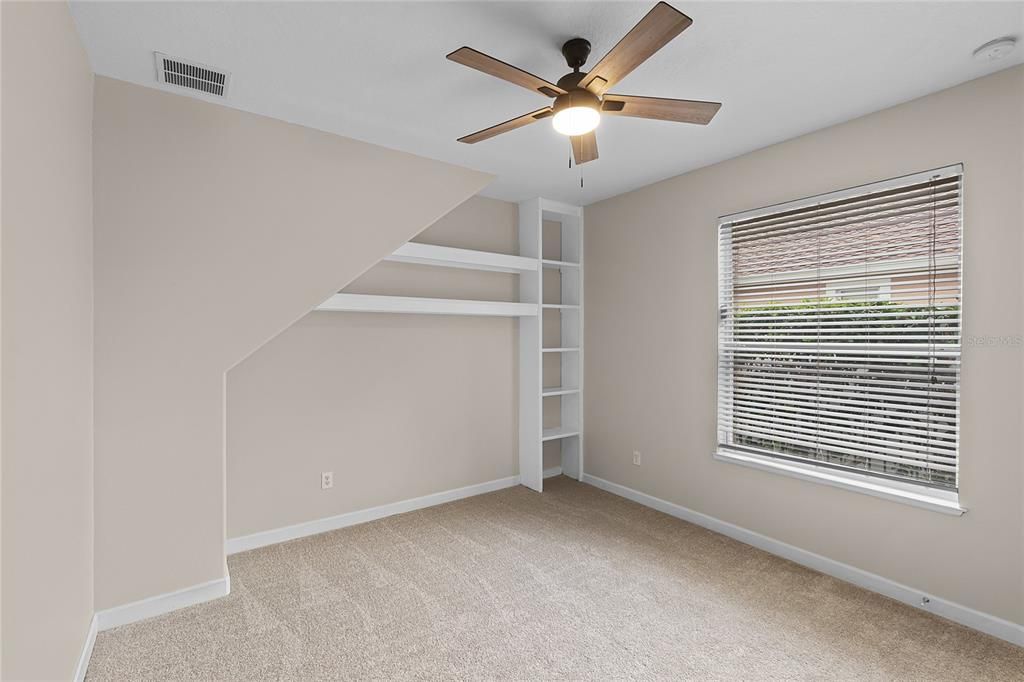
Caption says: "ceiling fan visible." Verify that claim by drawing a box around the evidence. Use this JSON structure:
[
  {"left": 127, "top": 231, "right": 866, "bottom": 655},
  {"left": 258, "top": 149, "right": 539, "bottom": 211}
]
[{"left": 447, "top": 2, "right": 721, "bottom": 165}]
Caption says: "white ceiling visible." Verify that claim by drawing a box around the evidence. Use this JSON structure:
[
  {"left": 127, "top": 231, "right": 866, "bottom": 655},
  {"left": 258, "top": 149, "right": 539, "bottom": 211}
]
[{"left": 70, "top": 1, "right": 1023, "bottom": 205}]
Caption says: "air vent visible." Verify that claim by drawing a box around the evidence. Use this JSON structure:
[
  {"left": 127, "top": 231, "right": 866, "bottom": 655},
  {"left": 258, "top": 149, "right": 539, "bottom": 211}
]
[{"left": 155, "top": 53, "right": 230, "bottom": 97}]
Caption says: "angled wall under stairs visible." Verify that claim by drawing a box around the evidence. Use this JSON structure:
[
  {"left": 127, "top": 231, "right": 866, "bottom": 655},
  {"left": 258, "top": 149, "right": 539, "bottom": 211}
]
[{"left": 92, "top": 76, "right": 491, "bottom": 612}]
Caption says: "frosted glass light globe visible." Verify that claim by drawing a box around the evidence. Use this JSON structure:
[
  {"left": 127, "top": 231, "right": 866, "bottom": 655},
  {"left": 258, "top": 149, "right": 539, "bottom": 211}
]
[{"left": 552, "top": 106, "right": 600, "bottom": 136}]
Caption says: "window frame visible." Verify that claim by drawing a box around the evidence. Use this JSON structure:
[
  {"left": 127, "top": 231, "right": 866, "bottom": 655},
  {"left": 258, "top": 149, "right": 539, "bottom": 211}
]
[{"left": 715, "top": 164, "right": 965, "bottom": 515}]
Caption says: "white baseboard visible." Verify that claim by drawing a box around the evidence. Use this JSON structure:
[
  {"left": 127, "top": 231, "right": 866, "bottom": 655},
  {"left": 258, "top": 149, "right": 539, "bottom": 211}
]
[
  {"left": 73, "top": 614, "right": 98, "bottom": 682},
  {"left": 91, "top": 470, "right": 565, "bottom": 638},
  {"left": 226, "top": 467, "right": 564, "bottom": 555},
  {"left": 95, "top": 574, "right": 230, "bottom": 632},
  {"left": 582, "top": 474, "right": 1024, "bottom": 648}
]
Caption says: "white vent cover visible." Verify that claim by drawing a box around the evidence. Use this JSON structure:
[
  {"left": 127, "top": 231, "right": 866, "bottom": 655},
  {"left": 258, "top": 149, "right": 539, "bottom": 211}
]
[{"left": 155, "top": 52, "right": 230, "bottom": 97}]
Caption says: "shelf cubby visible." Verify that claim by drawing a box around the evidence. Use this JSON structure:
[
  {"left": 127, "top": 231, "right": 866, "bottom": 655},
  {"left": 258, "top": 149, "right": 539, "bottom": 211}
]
[
  {"left": 542, "top": 426, "right": 581, "bottom": 442},
  {"left": 542, "top": 386, "right": 580, "bottom": 397}
]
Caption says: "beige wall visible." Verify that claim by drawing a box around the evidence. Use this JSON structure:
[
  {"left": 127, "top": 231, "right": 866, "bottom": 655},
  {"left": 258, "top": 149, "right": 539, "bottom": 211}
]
[
  {"left": 228, "top": 197, "right": 519, "bottom": 537},
  {"left": 227, "top": 199, "right": 570, "bottom": 539},
  {"left": 584, "top": 65, "right": 1024, "bottom": 625},
  {"left": 1, "top": 2, "right": 95, "bottom": 679},
  {"left": 93, "top": 77, "right": 489, "bottom": 609}
]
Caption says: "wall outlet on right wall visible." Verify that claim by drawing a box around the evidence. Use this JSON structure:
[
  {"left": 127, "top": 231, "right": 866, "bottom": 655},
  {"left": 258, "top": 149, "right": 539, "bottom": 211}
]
[
  {"left": 321, "top": 471, "right": 334, "bottom": 489},
  {"left": 632, "top": 450, "right": 642, "bottom": 466}
]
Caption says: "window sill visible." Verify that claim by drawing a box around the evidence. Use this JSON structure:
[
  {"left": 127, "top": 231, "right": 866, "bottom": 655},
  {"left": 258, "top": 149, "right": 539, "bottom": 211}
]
[{"left": 713, "top": 449, "right": 965, "bottom": 516}]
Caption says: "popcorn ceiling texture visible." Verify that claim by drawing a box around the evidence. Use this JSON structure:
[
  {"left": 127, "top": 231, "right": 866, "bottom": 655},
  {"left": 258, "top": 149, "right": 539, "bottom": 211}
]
[{"left": 87, "top": 478, "right": 1022, "bottom": 680}]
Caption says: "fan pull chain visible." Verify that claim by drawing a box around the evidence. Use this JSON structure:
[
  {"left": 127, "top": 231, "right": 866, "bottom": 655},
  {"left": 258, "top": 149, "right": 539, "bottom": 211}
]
[{"left": 567, "top": 141, "right": 583, "bottom": 190}]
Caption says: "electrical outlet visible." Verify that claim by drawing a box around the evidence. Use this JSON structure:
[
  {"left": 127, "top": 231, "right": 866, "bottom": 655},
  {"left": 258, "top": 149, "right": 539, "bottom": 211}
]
[
  {"left": 632, "top": 450, "right": 642, "bottom": 466},
  {"left": 321, "top": 471, "right": 334, "bottom": 490}
]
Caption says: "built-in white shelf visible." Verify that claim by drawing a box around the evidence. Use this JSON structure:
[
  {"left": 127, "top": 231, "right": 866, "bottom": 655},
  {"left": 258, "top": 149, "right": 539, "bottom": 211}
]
[
  {"left": 542, "top": 386, "right": 580, "bottom": 397},
  {"left": 542, "top": 425, "right": 581, "bottom": 442},
  {"left": 317, "top": 294, "right": 537, "bottom": 317},
  {"left": 541, "top": 259, "right": 580, "bottom": 269},
  {"left": 385, "top": 242, "right": 538, "bottom": 273},
  {"left": 314, "top": 203, "right": 581, "bottom": 497},
  {"left": 518, "top": 198, "right": 585, "bottom": 490}
]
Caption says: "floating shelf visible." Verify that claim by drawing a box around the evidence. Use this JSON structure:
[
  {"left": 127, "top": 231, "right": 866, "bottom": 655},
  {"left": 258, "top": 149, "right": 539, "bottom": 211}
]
[
  {"left": 541, "top": 304, "right": 579, "bottom": 310},
  {"left": 542, "top": 425, "right": 581, "bottom": 442},
  {"left": 542, "top": 386, "right": 580, "bottom": 397},
  {"left": 541, "top": 347, "right": 580, "bottom": 353},
  {"left": 385, "top": 242, "right": 538, "bottom": 274},
  {"left": 317, "top": 294, "right": 537, "bottom": 317},
  {"left": 541, "top": 259, "right": 580, "bottom": 269}
]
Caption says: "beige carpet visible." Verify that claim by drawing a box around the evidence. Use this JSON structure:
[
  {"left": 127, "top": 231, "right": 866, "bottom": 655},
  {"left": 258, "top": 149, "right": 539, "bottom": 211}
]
[{"left": 87, "top": 477, "right": 1023, "bottom": 680}]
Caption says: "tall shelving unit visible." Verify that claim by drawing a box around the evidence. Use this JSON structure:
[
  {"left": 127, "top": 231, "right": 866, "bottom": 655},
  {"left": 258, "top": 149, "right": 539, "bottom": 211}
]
[
  {"left": 315, "top": 197, "right": 582, "bottom": 494},
  {"left": 518, "top": 198, "right": 584, "bottom": 492}
]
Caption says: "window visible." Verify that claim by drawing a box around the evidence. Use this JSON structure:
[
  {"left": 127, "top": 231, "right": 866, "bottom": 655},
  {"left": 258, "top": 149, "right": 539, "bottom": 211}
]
[{"left": 717, "top": 165, "right": 962, "bottom": 505}]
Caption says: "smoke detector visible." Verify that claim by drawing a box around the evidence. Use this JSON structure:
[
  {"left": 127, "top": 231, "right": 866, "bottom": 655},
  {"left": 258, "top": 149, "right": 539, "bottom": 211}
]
[
  {"left": 972, "top": 37, "right": 1016, "bottom": 62},
  {"left": 154, "top": 52, "right": 230, "bottom": 97}
]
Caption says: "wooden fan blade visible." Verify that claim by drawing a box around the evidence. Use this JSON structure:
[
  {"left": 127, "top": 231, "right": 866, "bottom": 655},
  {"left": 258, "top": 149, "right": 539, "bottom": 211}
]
[
  {"left": 580, "top": 2, "right": 692, "bottom": 96},
  {"left": 571, "top": 131, "right": 599, "bottom": 164},
  {"left": 602, "top": 94, "right": 721, "bottom": 124},
  {"left": 447, "top": 47, "right": 566, "bottom": 98},
  {"left": 457, "top": 107, "right": 553, "bottom": 144}
]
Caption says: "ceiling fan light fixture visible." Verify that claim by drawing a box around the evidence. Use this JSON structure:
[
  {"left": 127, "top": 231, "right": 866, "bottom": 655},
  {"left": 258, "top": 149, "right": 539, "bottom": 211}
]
[
  {"left": 551, "top": 89, "right": 602, "bottom": 136},
  {"left": 553, "top": 106, "right": 600, "bottom": 136},
  {"left": 448, "top": 3, "right": 718, "bottom": 164}
]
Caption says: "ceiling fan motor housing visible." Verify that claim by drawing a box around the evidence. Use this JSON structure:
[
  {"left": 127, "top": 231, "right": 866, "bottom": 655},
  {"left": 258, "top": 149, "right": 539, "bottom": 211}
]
[
  {"left": 556, "top": 71, "right": 588, "bottom": 91},
  {"left": 552, "top": 88, "right": 601, "bottom": 115}
]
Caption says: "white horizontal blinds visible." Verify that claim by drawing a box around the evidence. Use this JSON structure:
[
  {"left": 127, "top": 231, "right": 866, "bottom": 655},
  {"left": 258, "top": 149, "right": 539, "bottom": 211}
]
[{"left": 718, "top": 167, "right": 962, "bottom": 490}]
